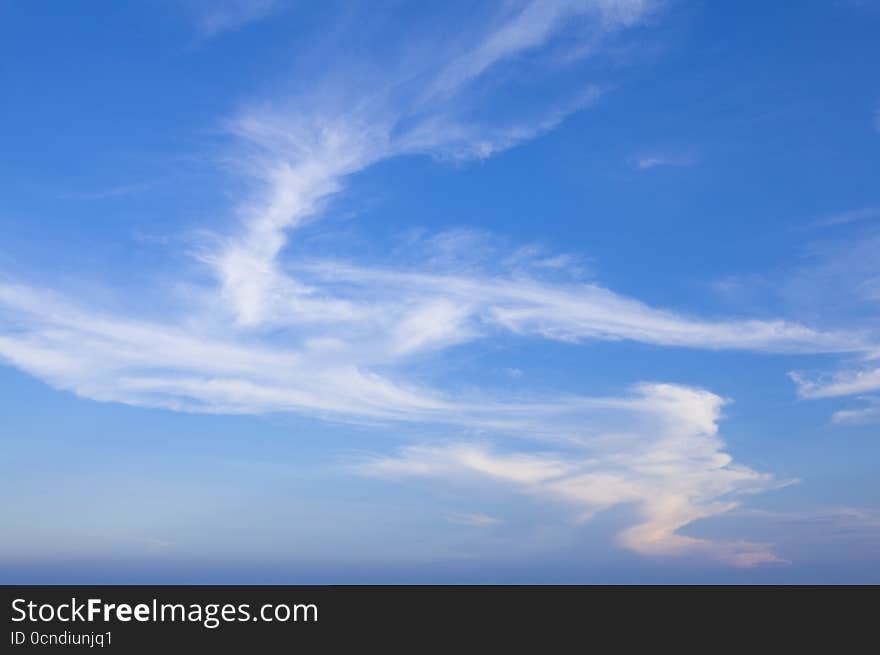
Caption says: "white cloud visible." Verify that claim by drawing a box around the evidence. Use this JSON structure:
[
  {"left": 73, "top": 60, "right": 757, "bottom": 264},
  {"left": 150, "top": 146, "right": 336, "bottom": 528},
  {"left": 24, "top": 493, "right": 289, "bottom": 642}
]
[
  {"left": 193, "top": 0, "right": 283, "bottom": 37},
  {"left": 199, "top": 1, "right": 658, "bottom": 327},
  {"left": 792, "top": 367, "right": 880, "bottom": 424},
  {"left": 0, "top": 260, "right": 865, "bottom": 424},
  {"left": 0, "top": 282, "right": 817, "bottom": 567},
  {"left": 631, "top": 149, "right": 698, "bottom": 170},
  {"left": 803, "top": 207, "right": 880, "bottom": 230},
  {"left": 447, "top": 512, "right": 503, "bottom": 527},
  {"left": 754, "top": 506, "right": 880, "bottom": 530},
  {"left": 790, "top": 368, "right": 880, "bottom": 399},
  {"left": 0, "top": 0, "right": 864, "bottom": 567},
  {"left": 0, "top": 283, "right": 448, "bottom": 419},
  {"left": 361, "top": 383, "right": 786, "bottom": 566},
  {"left": 295, "top": 261, "right": 866, "bottom": 354},
  {"left": 390, "top": 299, "right": 476, "bottom": 356},
  {"left": 424, "top": 0, "right": 655, "bottom": 101},
  {"left": 58, "top": 182, "right": 155, "bottom": 201},
  {"left": 728, "top": 506, "right": 880, "bottom": 554},
  {"left": 832, "top": 399, "right": 880, "bottom": 424}
]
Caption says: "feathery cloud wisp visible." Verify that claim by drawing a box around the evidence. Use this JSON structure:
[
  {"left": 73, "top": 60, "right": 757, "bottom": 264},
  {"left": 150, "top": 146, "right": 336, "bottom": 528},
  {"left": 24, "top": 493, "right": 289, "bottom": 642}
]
[
  {"left": 791, "top": 368, "right": 880, "bottom": 400},
  {"left": 631, "top": 149, "right": 698, "bottom": 170},
  {"left": 802, "top": 207, "right": 880, "bottom": 230},
  {"left": 193, "top": 0, "right": 283, "bottom": 37},
  {"left": 832, "top": 397, "right": 880, "bottom": 424}
]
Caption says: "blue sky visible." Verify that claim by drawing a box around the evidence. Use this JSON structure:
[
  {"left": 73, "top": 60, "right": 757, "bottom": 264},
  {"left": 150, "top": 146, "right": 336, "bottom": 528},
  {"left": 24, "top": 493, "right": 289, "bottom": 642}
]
[{"left": 1, "top": 0, "right": 879, "bottom": 583}]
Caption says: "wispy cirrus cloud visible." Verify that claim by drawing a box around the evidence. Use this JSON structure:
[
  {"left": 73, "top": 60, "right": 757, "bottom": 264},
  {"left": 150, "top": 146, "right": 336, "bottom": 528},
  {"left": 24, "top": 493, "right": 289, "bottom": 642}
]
[
  {"left": 781, "top": 225, "right": 880, "bottom": 417},
  {"left": 57, "top": 181, "right": 156, "bottom": 201},
  {"left": 423, "top": 0, "right": 656, "bottom": 101},
  {"left": 447, "top": 512, "right": 502, "bottom": 527},
  {"left": 205, "top": 5, "right": 627, "bottom": 327},
  {"left": 191, "top": 0, "right": 284, "bottom": 37},
  {"left": 831, "top": 397, "right": 880, "bottom": 424},
  {"left": 0, "top": 265, "right": 863, "bottom": 423},
  {"left": 630, "top": 148, "right": 698, "bottom": 170},
  {"left": 0, "top": 0, "right": 868, "bottom": 567},
  {"left": 791, "top": 367, "right": 880, "bottom": 400},
  {"left": 801, "top": 206, "right": 880, "bottom": 231}
]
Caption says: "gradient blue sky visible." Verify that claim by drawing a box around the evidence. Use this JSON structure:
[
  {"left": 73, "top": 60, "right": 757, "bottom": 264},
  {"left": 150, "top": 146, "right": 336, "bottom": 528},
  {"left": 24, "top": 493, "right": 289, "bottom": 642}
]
[{"left": 1, "top": 0, "right": 879, "bottom": 583}]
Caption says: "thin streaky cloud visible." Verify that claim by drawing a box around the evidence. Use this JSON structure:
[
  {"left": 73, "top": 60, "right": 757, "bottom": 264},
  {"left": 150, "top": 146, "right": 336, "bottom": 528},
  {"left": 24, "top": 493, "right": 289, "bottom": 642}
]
[
  {"left": 790, "top": 368, "right": 880, "bottom": 399},
  {"left": 832, "top": 399, "right": 880, "bottom": 424},
  {"left": 447, "top": 512, "right": 503, "bottom": 527},
  {"left": 801, "top": 207, "right": 880, "bottom": 230},
  {"left": 194, "top": 0, "right": 283, "bottom": 37},
  {"left": 0, "top": 273, "right": 866, "bottom": 425},
  {"left": 423, "top": 0, "right": 656, "bottom": 102},
  {"left": 201, "top": 3, "right": 645, "bottom": 329},
  {"left": 58, "top": 182, "right": 156, "bottom": 201},
  {"left": 630, "top": 149, "right": 698, "bottom": 170}
]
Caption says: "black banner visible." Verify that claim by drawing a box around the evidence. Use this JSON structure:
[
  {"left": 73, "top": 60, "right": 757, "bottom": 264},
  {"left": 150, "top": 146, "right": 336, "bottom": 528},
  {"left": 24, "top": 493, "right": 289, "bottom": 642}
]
[{"left": 2, "top": 585, "right": 878, "bottom": 651}]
